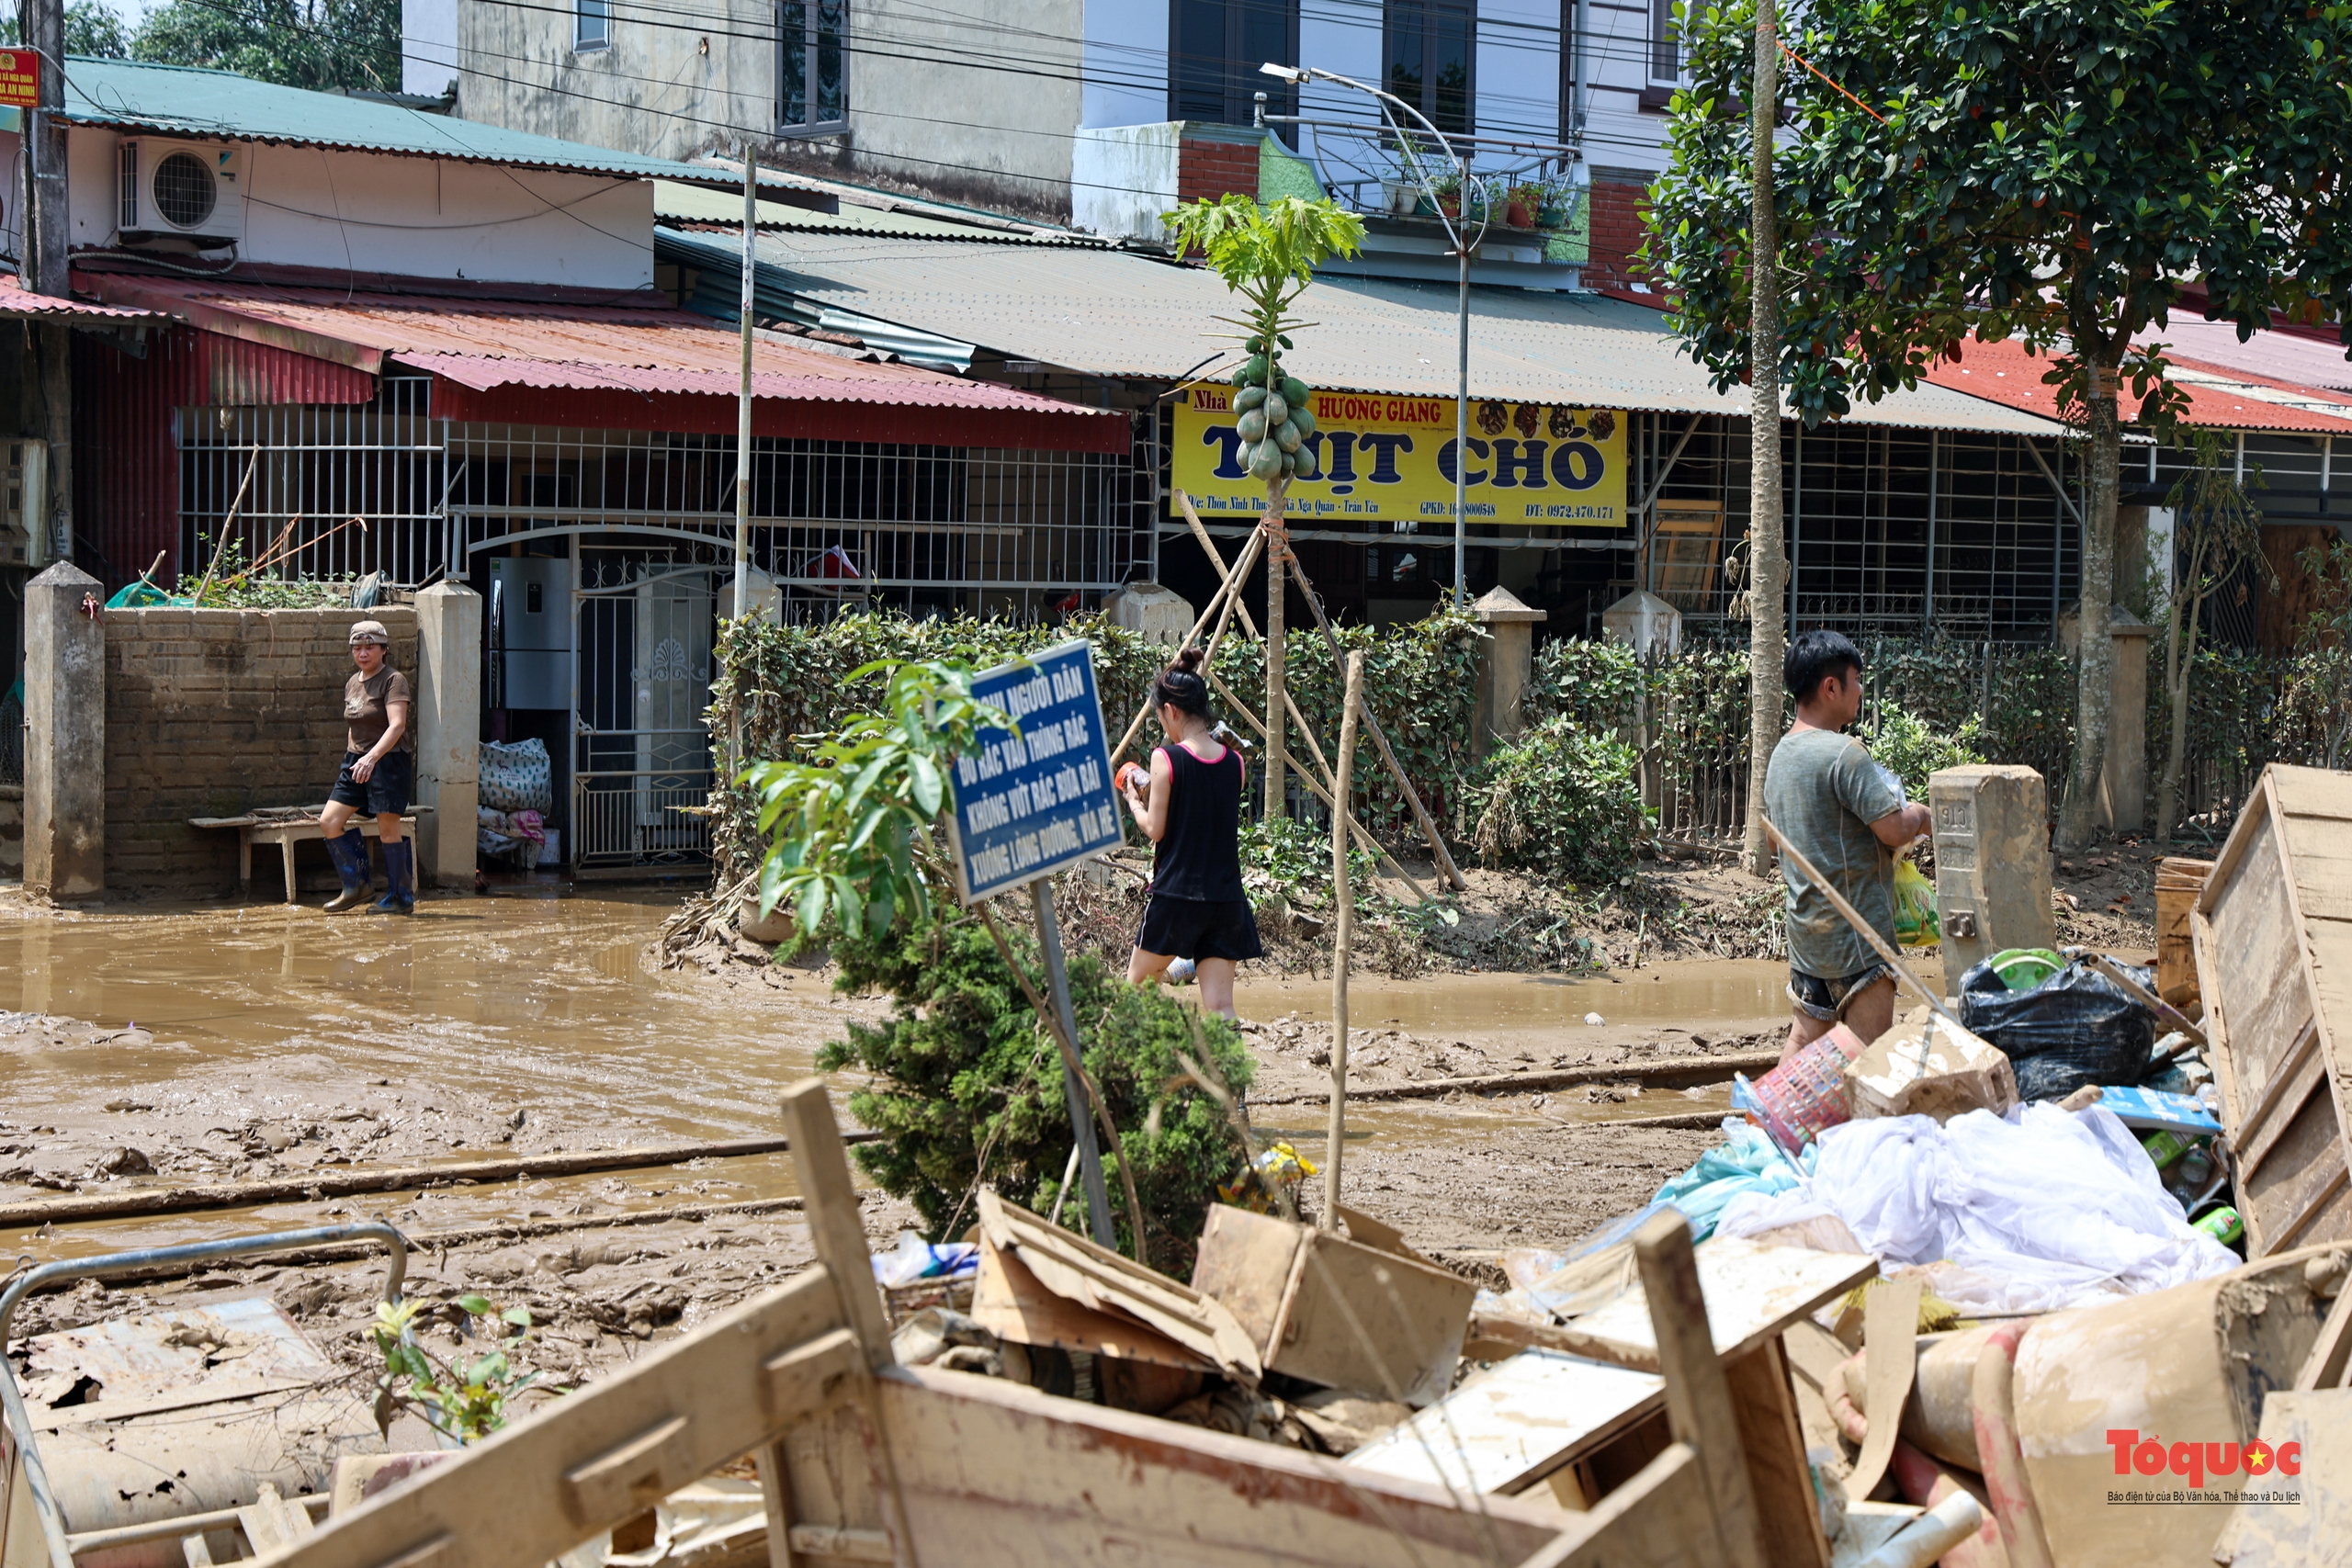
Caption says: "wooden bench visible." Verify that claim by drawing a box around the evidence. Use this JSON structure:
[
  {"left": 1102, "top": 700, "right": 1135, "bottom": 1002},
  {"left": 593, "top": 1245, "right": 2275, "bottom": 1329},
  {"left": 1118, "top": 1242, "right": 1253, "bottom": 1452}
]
[{"left": 188, "top": 807, "right": 435, "bottom": 904}]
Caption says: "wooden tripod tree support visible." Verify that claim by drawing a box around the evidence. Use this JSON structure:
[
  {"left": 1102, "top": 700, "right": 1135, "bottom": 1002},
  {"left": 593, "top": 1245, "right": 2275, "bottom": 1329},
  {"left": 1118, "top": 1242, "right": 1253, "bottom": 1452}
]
[
  {"left": 1324, "top": 651, "right": 1364, "bottom": 1229},
  {"left": 1176, "top": 495, "right": 1467, "bottom": 902}
]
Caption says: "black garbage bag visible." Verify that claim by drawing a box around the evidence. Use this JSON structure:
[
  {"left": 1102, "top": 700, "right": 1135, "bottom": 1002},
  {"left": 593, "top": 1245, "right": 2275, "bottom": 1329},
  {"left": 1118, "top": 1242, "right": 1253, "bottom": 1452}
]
[{"left": 1957, "top": 958, "right": 2156, "bottom": 1102}]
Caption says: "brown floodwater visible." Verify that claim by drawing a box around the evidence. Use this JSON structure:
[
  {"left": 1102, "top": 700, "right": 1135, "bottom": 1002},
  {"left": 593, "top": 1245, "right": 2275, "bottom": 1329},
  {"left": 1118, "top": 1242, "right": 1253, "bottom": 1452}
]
[{"left": 2, "top": 894, "right": 1792, "bottom": 1258}]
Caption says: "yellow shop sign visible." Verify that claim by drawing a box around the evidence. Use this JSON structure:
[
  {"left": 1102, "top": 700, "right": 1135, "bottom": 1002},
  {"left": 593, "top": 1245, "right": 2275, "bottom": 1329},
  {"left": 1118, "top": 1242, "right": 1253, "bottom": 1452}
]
[{"left": 1171, "top": 389, "right": 1629, "bottom": 527}]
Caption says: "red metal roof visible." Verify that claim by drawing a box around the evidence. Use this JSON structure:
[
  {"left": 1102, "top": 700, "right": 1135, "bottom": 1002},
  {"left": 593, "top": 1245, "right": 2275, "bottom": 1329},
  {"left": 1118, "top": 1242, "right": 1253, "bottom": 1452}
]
[
  {"left": 1922, "top": 335, "right": 2352, "bottom": 435},
  {"left": 0, "top": 274, "right": 162, "bottom": 321},
  {"left": 76, "top": 275, "right": 1127, "bottom": 451}
]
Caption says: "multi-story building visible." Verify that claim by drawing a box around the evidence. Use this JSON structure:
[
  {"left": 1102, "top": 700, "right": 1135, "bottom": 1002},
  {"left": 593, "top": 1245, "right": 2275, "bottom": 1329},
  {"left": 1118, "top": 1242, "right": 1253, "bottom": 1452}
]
[{"left": 412, "top": 0, "right": 1685, "bottom": 283}]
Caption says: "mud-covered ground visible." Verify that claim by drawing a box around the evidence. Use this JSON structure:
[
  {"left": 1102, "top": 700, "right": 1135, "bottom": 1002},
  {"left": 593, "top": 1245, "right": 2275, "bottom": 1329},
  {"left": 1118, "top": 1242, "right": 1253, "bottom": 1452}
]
[{"left": 0, "top": 832, "right": 2154, "bottom": 1404}]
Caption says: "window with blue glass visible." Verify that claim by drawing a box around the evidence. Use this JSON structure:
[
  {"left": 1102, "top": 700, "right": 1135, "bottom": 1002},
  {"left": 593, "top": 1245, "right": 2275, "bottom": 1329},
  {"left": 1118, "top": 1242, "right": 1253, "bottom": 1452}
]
[
  {"left": 575, "top": 0, "right": 608, "bottom": 51},
  {"left": 780, "top": 0, "right": 847, "bottom": 134},
  {"left": 1385, "top": 0, "right": 1474, "bottom": 137},
  {"left": 1169, "top": 0, "right": 1299, "bottom": 129}
]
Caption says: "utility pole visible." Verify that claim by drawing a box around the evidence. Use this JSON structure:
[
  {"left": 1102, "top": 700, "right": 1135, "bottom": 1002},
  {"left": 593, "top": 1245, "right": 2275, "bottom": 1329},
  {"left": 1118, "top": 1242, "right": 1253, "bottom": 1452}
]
[
  {"left": 24, "top": 0, "right": 71, "bottom": 564},
  {"left": 734, "top": 145, "right": 756, "bottom": 621},
  {"left": 1740, "top": 0, "right": 1786, "bottom": 878}
]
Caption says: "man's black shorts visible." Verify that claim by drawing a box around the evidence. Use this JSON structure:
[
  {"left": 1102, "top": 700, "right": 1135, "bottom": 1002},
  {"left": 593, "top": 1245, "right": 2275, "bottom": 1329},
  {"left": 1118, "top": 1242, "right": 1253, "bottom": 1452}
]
[
  {"left": 1136, "top": 895, "right": 1264, "bottom": 963},
  {"left": 329, "top": 750, "right": 413, "bottom": 817}
]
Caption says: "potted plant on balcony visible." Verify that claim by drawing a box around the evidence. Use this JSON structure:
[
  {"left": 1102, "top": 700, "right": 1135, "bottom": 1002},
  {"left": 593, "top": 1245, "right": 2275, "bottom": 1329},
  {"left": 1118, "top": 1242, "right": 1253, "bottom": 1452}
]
[
  {"left": 1505, "top": 184, "right": 1542, "bottom": 230},
  {"left": 1430, "top": 172, "right": 1462, "bottom": 220},
  {"left": 1537, "top": 177, "right": 1573, "bottom": 230}
]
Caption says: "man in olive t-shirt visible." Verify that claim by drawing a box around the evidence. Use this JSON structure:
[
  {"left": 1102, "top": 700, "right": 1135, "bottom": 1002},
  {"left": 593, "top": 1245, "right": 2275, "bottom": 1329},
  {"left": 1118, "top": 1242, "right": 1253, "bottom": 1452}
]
[{"left": 1762, "top": 631, "right": 1931, "bottom": 1054}]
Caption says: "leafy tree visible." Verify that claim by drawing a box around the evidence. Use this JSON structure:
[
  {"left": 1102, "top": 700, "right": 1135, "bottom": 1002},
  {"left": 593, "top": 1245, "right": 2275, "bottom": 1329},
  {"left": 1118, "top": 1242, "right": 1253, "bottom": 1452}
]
[
  {"left": 1647, "top": 0, "right": 2352, "bottom": 850},
  {"left": 1163, "top": 194, "right": 1365, "bottom": 821},
  {"left": 130, "top": 0, "right": 399, "bottom": 93},
  {"left": 1, "top": 1, "right": 127, "bottom": 55},
  {"left": 820, "top": 916, "right": 1256, "bottom": 1274}
]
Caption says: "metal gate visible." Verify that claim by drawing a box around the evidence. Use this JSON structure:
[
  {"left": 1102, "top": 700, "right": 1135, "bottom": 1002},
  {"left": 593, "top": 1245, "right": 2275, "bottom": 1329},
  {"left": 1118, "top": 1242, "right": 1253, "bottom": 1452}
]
[{"left": 572, "top": 547, "right": 718, "bottom": 868}]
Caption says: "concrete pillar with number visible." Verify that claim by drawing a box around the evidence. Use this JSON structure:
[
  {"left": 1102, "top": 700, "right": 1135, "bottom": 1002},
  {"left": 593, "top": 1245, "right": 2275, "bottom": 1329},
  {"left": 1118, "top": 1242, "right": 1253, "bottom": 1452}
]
[
  {"left": 413, "top": 580, "right": 482, "bottom": 887},
  {"left": 24, "top": 560, "right": 105, "bottom": 900}
]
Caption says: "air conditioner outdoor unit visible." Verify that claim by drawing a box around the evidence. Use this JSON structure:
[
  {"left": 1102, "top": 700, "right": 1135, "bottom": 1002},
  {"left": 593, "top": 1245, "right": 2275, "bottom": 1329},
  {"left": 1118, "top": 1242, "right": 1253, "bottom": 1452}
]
[
  {"left": 115, "top": 138, "right": 246, "bottom": 248},
  {"left": 0, "top": 438, "right": 47, "bottom": 569}
]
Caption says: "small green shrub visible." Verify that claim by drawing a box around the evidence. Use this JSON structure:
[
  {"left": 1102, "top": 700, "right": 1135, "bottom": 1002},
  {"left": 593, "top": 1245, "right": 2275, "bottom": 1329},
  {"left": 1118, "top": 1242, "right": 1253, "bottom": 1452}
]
[
  {"left": 1860, "top": 703, "right": 1985, "bottom": 799},
  {"left": 819, "top": 917, "right": 1254, "bottom": 1275},
  {"left": 1470, "top": 717, "right": 1649, "bottom": 882}
]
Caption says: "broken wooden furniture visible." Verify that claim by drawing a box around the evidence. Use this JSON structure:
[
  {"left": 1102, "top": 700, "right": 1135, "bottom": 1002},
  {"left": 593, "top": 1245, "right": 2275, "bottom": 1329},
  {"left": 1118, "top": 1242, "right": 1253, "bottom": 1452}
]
[
  {"left": 188, "top": 807, "right": 432, "bottom": 905},
  {"left": 2155, "top": 856, "right": 2214, "bottom": 1010},
  {"left": 1351, "top": 1235, "right": 1875, "bottom": 1568},
  {"left": 237, "top": 1080, "right": 1772, "bottom": 1568},
  {"left": 0, "top": 1223, "right": 413, "bottom": 1568},
  {"left": 1189, "top": 1202, "right": 1476, "bottom": 1407},
  {"left": 2192, "top": 764, "right": 2352, "bottom": 1256}
]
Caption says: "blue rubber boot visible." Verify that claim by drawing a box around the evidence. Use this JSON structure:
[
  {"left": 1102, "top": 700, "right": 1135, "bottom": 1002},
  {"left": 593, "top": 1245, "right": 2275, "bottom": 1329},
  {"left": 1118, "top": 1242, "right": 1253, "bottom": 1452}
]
[
  {"left": 372, "top": 839, "right": 416, "bottom": 915},
  {"left": 322, "top": 829, "right": 372, "bottom": 913}
]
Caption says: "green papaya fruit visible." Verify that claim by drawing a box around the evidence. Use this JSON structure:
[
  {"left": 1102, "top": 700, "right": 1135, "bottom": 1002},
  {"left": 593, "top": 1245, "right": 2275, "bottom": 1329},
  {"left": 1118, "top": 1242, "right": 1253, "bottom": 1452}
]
[
  {"left": 1242, "top": 354, "right": 1270, "bottom": 386},
  {"left": 1281, "top": 449, "right": 1298, "bottom": 478},
  {"left": 1282, "top": 376, "right": 1310, "bottom": 407},
  {"left": 1290, "top": 405, "right": 1317, "bottom": 438},
  {"left": 1263, "top": 392, "right": 1289, "bottom": 426},
  {"left": 1275, "top": 418, "right": 1303, "bottom": 453},
  {"left": 1250, "top": 439, "right": 1284, "bottom": 480},
  {"left": 1235, "top": 385, "right": 1269, "bottom": 412},
  {"left": 1238, "top": 409, "right": 1269, "bottom": 444},
  {"left": 1292, "top": 443, "right": 1320, "bottom": 479}
]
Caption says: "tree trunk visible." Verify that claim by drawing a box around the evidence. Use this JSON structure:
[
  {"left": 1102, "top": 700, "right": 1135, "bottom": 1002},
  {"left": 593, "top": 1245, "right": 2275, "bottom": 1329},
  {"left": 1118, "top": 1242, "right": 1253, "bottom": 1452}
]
[
  {"left": 2057, "top": 364, "right": 2121, "bottom": 852},
  {"left": 1740, "top": 0, "right": 1787, "bottom": 879},
  {"left": 2153, "top": 588, "right": 2194, "bottom": 846},
  {"left": 1263, "top": 480, "right": 1288, "bottom": 823}
]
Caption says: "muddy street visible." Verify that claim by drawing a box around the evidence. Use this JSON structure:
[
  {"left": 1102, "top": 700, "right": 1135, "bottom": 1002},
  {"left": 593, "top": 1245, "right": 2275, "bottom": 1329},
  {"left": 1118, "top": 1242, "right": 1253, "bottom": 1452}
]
[{"left": 0, "top": 887, "right": 1802, "bottom": 1367}]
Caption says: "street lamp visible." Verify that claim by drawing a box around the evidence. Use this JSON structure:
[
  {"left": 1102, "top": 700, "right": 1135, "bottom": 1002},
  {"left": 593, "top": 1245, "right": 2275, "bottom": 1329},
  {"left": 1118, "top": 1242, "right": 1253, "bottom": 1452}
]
[{"left": 1261, "top": 61, "right": 1489, "bottom": 609}]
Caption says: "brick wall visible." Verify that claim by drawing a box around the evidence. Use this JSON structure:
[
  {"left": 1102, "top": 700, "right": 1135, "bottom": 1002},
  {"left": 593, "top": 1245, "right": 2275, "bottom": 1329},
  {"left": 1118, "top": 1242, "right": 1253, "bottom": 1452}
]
[
  {"left": 1177, "top": 134, "right": 1261, "bottom": 205},
  {"left": 1584, "top": 173, "right": 1655, "bottom": 292},
  {"left": 104, "top": 606, "right": 420, "bottom": 894}
]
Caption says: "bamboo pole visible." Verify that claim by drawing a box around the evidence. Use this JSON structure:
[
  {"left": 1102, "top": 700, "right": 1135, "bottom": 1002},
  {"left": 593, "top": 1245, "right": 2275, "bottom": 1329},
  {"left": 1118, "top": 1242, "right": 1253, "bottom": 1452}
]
[
  {"left": 1283, "top": 550, "right": 1469, "bottom": 891},
  {"left": 0, "top": 1134, "right": 884, "bottom": 1230},
  {"left": 1264, "top": 493, "right": 1288, "bottom": 822},
  {"left": 1110, "top": 525, "right": 1265, "bottom": 767},
  {"left": 1202, "top": 665, "right": 1430, "bottom": 903},
  {"left": 1177, "top": 492, "right": 1427, "bottom": 900},
  {"left": 1324, "top": 650, "right": 1364, "bottom": 1228},
  {"left": 190, "top": 446, "right": 261, "bottom": 604}
]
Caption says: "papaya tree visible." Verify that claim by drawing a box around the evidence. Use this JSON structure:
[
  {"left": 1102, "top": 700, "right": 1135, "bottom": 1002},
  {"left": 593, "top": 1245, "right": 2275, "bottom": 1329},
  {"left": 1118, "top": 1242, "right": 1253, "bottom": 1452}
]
[
  {"left": 1647, "top": 0, "right": 2352, "bottom": 850},
  {"left": 1163, "top": 195, "right": 1365, "bottom": 820}
]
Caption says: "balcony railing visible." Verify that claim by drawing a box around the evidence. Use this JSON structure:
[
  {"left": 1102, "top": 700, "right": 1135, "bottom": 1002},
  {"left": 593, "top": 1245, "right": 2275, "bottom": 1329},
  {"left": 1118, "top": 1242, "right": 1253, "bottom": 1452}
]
[{"left": 1269, "top": 118, "right": 1586, "bottom": 240}]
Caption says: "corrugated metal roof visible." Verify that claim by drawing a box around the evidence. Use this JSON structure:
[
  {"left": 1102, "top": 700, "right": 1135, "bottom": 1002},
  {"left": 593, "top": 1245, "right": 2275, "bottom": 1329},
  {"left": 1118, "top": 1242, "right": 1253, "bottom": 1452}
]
[
  {"left": 2135, "top": 316, "right": 2352, "bottom": 396},
  {"left": 38, "top": 58, "right": 717, "bottom": 181},
  {"left": 79, "top": 276, "right": 1125, "bottom": 450},
  {"left": 682, "top": 226, "right": 2067, "bottom": 435},
  {"left": 0, "top": 274, "right": 159, "bottom": 321},
  {"left": 654, "top": 180, "right": 1101, "bottom": 246},
  {"left": 1925, "top": 336, "right": 2352, "bottom": 434}
]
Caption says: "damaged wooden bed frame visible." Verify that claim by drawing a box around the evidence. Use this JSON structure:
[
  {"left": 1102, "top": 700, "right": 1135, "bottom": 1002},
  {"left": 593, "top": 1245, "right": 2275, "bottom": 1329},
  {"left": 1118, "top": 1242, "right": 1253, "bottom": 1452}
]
[{"left": 6, "top": 1082, "right": 1772, "bottom": 1568}]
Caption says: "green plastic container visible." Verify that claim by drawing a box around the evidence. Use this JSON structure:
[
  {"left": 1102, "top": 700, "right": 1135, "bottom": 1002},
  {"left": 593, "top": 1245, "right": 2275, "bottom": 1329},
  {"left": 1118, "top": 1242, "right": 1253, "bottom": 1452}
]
[
  {"left": 1988, "top": 948, "right": 2064, "bottom": 992},
  {"left": 2194, "top": 1205, "right": 2244, "bottom": 1246}
]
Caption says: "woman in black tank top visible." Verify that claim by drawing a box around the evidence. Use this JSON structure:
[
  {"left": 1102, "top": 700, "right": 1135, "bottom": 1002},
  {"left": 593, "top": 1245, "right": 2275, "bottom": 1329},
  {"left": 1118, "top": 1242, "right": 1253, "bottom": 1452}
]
[{"left": 1119, "top": 648, "right": 1262, "bottom": 1019}]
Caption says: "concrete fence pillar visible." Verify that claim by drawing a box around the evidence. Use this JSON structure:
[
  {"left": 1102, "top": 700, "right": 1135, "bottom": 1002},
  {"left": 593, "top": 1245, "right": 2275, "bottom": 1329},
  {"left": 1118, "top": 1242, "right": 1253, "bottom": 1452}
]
[
  {"left": 413, "top": 581, "right": 481, "bottom": 889},
  {"left": 2060, "top": 602, "right": 2152, "bottom": 835},
  {"left": 25, "top": 561, "right": 104, "bottom": 900},
  {"left": 1471, "top": 585, "right": 1547, "bottom": 762}
]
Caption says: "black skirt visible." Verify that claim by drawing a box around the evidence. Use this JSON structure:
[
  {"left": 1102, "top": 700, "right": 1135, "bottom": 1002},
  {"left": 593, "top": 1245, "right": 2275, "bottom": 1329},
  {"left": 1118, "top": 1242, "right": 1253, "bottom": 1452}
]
[{"left": 1136, "top": 894, "right": 1263, "bottom": 963}]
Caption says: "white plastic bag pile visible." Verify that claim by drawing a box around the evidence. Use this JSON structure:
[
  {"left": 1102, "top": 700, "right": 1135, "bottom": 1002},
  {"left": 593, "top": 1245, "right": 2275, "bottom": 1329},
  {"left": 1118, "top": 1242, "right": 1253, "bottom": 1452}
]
[{"left": 1717, "top": 1102, "right": 2240, "bottom": 1314}]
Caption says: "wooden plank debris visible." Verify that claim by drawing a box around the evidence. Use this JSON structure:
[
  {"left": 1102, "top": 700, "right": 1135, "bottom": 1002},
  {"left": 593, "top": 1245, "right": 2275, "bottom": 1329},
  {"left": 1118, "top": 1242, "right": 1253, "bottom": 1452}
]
[
  {"left": 2155, "top": 856, "right": 2214, "bottom": 1009},
  {"left": 233, "top": 1088, "right": 1761, "bottom": 1568},
  {"left": 1556, "top": 1236, "right": 1878, "bottom": 1366},
  {"left": 1189, "top": 1203, "right": 1474, "bottom": 1406},
  {"left": 2211, "top": 1389, "right": 2352, "bottom": 1567},
  {"left": 2194, "top": 764, "right": 2352, "bottom": 1256}
]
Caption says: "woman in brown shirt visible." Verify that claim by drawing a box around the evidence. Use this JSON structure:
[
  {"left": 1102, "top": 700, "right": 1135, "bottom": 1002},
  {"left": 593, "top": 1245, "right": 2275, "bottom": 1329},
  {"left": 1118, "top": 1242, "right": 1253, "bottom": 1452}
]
[{"left": 319, "top": 619, "right": 415, "bottom": 914}]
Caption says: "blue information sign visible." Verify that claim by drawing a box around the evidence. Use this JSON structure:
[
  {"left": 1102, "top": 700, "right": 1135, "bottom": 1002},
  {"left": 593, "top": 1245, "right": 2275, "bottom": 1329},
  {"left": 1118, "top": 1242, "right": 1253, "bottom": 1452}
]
[{"left": 947, "top": 639, "right": 1125, "bottom": 903}]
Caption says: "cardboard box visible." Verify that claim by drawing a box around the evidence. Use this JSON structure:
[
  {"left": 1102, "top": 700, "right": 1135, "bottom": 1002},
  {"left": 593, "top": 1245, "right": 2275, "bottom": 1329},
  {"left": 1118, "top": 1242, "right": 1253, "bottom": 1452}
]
[
  {"left": 1845, "top": 1012, "right": 2018, "bottom": 1122},
  {"left": 1192, "top": 1205, "right": 1474, "bottom": 1406}
]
